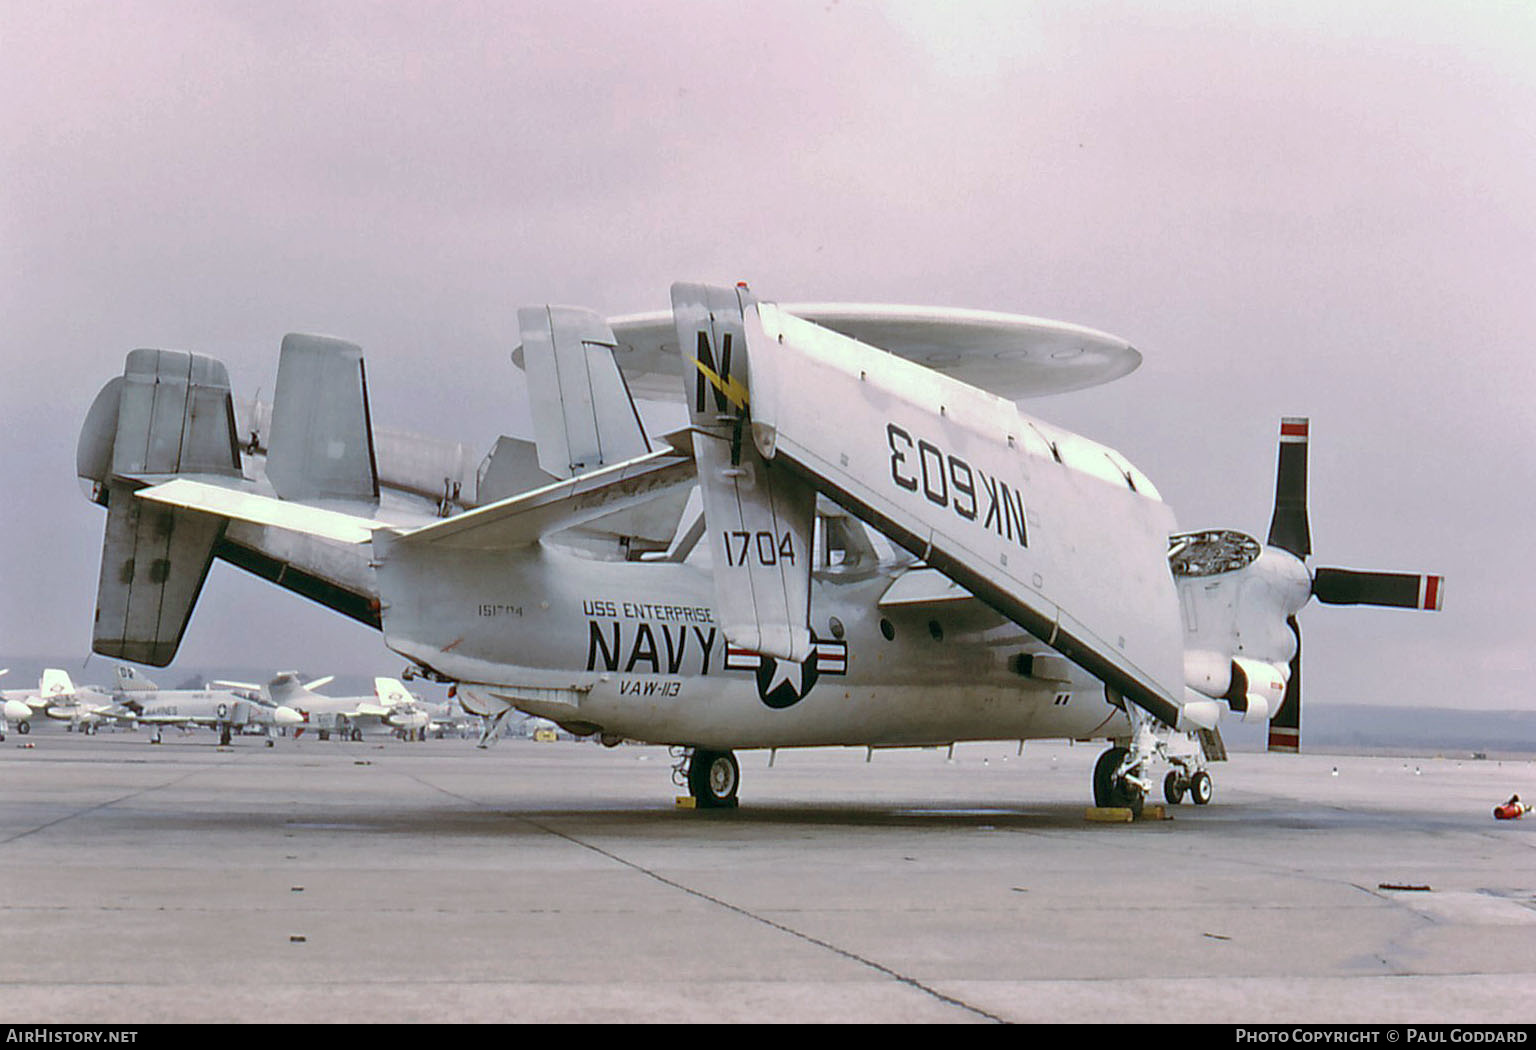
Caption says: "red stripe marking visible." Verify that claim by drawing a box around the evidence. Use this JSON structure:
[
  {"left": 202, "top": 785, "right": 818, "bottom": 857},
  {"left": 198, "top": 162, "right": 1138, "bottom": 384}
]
[
  {"left": 1423, "top": 575, "right": 1441, "bottom": 610},
  {"left": 1268, "top": 727, "right": 1300, "bottom": 752},
  {"left": 1280, "top": 421, "right": 1309, "bottom": 438}
]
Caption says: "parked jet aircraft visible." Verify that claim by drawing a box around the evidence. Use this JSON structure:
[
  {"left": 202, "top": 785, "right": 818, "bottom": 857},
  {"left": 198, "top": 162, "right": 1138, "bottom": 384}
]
[
  {"left": 21, "top": 669, "right": 125, "bottom": 734},
  {"left": 220, "top": 674, "right": 435, "bottom": 741},
  {"left": 111, "top": 665, "right": 299, "bottom": 745},
  {"left": 372, "top": 677, "right": 468, "bottom": 739},
  {"left": 76, "top": 283, "right": 1441, "bottom": 810},
  {"left": 0, "top": 669, "right": 38, "bottom": 737}
]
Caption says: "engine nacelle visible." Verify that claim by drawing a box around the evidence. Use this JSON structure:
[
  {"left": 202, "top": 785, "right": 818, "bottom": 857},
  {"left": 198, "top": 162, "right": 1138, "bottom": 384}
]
[
  {"left": 1174, "top": 530, "right": 1307, "bottom": 725},
  {"left": 1229, "top": 656, "right": 1288, "bottom": 724}
]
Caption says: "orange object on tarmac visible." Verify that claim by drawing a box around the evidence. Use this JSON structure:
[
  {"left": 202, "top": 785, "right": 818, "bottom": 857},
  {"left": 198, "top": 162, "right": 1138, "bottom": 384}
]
[{"left": 1493, "top": 794, "right": 1530, "bottom": 820}]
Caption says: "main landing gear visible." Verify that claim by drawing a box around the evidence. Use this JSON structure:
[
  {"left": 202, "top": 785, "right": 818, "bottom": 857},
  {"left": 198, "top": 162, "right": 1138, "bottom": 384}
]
[{"left": 674, "top": 748, "right": 740, "bottom": 809}]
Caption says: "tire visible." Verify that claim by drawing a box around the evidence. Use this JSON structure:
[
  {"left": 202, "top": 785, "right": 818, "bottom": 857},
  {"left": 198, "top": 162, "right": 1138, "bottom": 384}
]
[
  {"left": 1093, "top": 747, "right": 1127, "bottom": 808},
  {"left": 1190, "top": 770, "right": 1214, "bottom": 806},
  {"left": 18, "top": 721, "right": 29, "bottom": 735},
  {"left": 1164, "top": 771, "right": 1186, "bottom": 805},
  {"left": 688, "top": 750, "right": 740, "bottom": 809}
]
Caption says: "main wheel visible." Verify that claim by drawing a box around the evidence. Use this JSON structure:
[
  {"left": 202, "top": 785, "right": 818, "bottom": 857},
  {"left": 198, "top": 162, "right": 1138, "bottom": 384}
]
[
  {"left": 1190, "top": 770, "right": 1214, "bottom": 805},
  {"left": 1093, "top": 747, "right": 1127, "bottom": 807},
  {"left": 688, "top": 750, "right": 740, "bottom": 809},
  {"left": 18, "top": 720, "right": 29, "bottom": 735},
  {"left": 1093, "top": 747, "right": 1144, "bottom": 817}
]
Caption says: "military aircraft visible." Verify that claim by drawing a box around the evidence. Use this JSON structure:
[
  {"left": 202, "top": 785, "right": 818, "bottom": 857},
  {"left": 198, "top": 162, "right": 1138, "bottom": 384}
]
[
  {"left": 21, "top": 669, "right": 125, "bottom": 734},
  {"left": 1, "top": 669, "right": 39, "bottom": 737},
  {"left": 110, "top": 665, "right": 299, "bottom": 745},
  {"left": 216, "top": 673, "right": 437, "bottom": 741},
  {"left": 371, "top": 677, "right": 468, "bottom": 740},
  {"left": 75, "top": 283, "right": 1441, "bottom": 810}
]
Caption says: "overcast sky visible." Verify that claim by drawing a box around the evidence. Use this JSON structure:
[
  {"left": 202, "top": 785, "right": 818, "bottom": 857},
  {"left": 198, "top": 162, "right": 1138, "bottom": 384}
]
[{"left": 3, "top": 1, "right": 1532, "bottom": 715}]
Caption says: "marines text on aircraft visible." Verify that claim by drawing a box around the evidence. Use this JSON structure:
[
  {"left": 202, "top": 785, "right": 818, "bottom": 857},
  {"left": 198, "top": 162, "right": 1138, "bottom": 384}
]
[
  {"left": 111, "top": 664, "right": 299, "bottom": 745},
  {"left": 76, "top": 284, "right": 1442, "bottom": 811}
]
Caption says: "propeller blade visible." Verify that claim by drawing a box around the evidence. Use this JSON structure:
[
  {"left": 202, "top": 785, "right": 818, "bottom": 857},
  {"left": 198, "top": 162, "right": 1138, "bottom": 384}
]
[
  {"left": 1267, "top": 615, "right": 1302, "bottom": 753},
  {"left": 1266, "top": 417, "right": 1311, "bottom": 558},
  {"left": 1312, "top": 568, "right": 1444, "bottom": 610}
]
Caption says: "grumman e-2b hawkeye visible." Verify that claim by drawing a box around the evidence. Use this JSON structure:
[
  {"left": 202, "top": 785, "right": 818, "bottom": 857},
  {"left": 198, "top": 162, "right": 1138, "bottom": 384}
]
[{"left": 77, "top": 283, "right": 1442, "bottom": 811}]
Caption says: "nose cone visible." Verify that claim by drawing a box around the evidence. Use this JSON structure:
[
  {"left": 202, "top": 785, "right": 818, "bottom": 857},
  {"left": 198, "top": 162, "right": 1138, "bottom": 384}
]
[
  {"left": 4, "top": 699, "right": 31, "bottom": 721},
  {"left": 274, "top": 706, "right": 305, "bottom": 727}
]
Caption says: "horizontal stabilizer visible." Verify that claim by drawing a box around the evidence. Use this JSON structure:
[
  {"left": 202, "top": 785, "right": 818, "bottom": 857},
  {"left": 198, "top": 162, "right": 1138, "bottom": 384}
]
[
  {"left": 393, "top": 446, "right": 695, "bottom": 551},
  {"left": 1312, "top": 568, "right": 1444, "bottom": 610},
  {"left": 267, "top": 334, "right": 379, "bottom": 503},
  {"left": 135, "top": 478, "right": 389, "bottom": 544}
]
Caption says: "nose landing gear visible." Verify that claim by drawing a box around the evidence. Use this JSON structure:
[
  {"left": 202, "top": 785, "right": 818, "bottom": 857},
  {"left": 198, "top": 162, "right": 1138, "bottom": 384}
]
[{"left": 1094, "top": 700, "right": 1217, "bottom": 815}]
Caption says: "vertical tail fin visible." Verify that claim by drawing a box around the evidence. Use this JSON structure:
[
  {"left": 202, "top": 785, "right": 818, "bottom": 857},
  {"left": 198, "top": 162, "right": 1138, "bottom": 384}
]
[
  {"left": 114, "top": 665, "right": 160, "bottom": 693},
  {"left": 266, "top": 334, "right": 379, "bottom": 503},
  {"left": 40, "top": 669, "right": 76, "bottom": 699},
  {"left": 81, "top": 349, "right": 243, "bottom": 666},
  {"left": 516, "top": 306, "right": 651, "bottom": 479},
  {"left": 374, "top": 677, "right": 413, "bottom": 705}
]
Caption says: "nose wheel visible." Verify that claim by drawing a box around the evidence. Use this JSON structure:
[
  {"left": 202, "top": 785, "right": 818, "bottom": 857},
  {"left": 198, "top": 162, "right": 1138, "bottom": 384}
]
[{"left": 1161, "top": 765, "right": 1214, "bottom": 806}]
